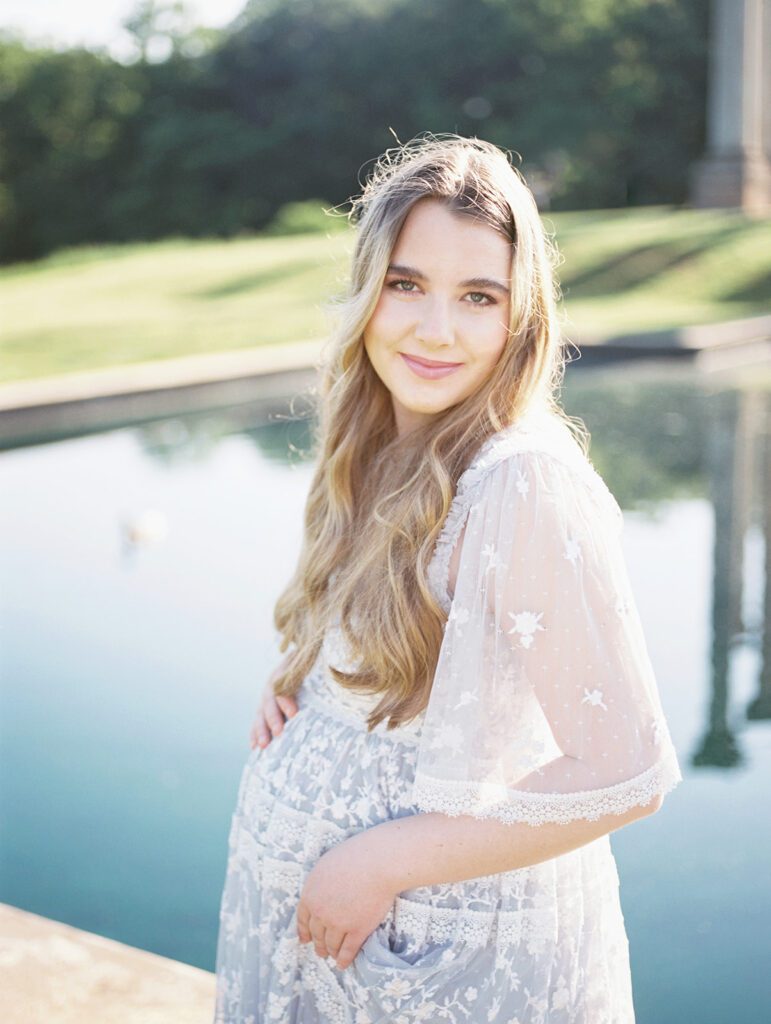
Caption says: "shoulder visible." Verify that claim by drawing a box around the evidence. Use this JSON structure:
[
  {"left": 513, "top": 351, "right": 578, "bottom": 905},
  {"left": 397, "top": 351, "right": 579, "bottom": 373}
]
[{"left": 460, "top": 411, "right": 622, "bottom": 529}]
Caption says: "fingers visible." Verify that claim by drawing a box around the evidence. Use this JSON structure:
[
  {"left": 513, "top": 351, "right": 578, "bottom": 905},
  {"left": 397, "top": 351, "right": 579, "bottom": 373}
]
[
  {"left": 297, "top": 902, "right": 312, "bottom": 944},
  {"left": 249, "top": 709, "right": 270, "bottom": 750},
  {"left": 275, "top": 694, "right": 299, "bottom": 720},
  {"left": 308, "top": 919, "right": 328, "bottom": 960},
  {"left": 322, "top": 925, "right": 346, "bottom": 961},
  {"left": 296, "top": 904, "right": 359, "bottom": 971},
  {"left": 334, "top": 933, "right": 363, "bottom": 971},
  {"left": 249, "top": 693, "right": 299, "bottom": 750},
  {"left": 306, "top": 920, "right": 353, "bottom": 970}
]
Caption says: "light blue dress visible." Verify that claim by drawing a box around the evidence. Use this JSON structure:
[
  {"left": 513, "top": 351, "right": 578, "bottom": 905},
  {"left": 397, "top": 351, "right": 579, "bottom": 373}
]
[{"left": 213, "top": 411, "right": 681, "bottom": 1023}]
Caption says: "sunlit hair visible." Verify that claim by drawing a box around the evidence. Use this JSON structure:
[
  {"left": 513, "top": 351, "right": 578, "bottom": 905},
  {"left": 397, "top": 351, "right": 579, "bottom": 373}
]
[{"left": 271, "top": 132, "right": 587, "bottom": 730}]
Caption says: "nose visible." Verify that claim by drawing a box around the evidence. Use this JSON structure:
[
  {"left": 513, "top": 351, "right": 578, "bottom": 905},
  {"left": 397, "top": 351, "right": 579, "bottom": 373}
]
[{"left": 413, "top": 295, "right": 455, "bottom": 347}]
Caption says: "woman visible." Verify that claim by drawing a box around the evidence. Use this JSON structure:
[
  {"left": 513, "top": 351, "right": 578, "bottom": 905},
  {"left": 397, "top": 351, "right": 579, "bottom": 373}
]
[{"left": 213, "top": 133, "right": 682, "bottom": 1023}]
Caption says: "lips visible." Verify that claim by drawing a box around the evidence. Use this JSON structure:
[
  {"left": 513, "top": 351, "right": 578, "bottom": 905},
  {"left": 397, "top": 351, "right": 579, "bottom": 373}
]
[
  {"left": 399, "top": 352, "right": 464, "bottom": 380},
  {"left": 400, "top": 353, "right": 463, "bottom": 368}
]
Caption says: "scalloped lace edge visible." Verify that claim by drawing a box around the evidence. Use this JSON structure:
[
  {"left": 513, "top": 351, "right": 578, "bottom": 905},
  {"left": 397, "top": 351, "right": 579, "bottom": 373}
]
[{"left": 412, "top": 751, "right": 683, "bottom": 826}]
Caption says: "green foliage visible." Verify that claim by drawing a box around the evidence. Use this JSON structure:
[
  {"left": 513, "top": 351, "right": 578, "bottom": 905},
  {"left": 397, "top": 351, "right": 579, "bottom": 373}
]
[
  {"left": 262, "top": 200, "right": 347, "bottom": 236},
  {"left": 0, "top": 0, "right": 709, "bottom": 264}
]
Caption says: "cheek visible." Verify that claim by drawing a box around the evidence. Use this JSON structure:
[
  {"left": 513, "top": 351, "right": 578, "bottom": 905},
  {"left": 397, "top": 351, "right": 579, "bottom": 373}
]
[{"left": 469, "top": 318, "right": 509, "bottom": 364}]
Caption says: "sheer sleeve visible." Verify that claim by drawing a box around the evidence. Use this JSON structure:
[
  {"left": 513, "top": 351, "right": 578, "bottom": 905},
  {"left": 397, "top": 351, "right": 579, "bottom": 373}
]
[{"left": 413, "top": 449, "right": 683, "bottom": 826}]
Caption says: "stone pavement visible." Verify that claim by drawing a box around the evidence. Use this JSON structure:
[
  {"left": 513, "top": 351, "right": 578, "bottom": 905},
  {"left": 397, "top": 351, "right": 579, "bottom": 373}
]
[{"left": 0, "top": 902, "right": 215, "bottom": 1024}]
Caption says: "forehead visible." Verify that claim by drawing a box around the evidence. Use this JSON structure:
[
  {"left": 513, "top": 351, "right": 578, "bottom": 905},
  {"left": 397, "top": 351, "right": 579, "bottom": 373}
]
[{"left": 391, "top": 198, "right": 511, "bottom": 273}]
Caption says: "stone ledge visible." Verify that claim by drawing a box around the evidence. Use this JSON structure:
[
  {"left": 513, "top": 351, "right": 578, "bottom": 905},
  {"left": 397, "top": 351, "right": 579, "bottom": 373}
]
[
  {"left": 0, "top": 337, "right": 328, "bottom": 412},
  {"left": 0, "top": 902, "right": 215, "bottom": 1024},
  {"left": 575, "top": 313, "right": 771, "bottom": 356}
]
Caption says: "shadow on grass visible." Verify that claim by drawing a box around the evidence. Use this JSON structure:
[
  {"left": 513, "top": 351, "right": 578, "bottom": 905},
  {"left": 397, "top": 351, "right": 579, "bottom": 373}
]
[
  {"left": 190, "top": 257, "right": 321, "bottom": 299},
  {"left": 561, "top": 223, "right": 750, "bottom": 297},
  {"left": 721, "top": 268, "right": 771, "bottom": 304}
]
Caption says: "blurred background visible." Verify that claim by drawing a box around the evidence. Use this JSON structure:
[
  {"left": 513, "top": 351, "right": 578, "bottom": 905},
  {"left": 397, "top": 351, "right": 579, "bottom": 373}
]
[{"left": 0, "top": 2, "right": 770, "bottom": 1023}]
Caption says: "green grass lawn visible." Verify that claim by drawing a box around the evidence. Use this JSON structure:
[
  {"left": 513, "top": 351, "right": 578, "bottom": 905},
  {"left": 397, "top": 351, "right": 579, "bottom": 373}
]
[{"left": 1, "top": 206, "right": 769, "bottom": 384}]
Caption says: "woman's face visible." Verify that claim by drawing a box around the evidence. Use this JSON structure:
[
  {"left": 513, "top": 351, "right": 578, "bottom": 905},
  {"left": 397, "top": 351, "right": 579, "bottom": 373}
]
[{"left": 363, "top": 197, "right": 513, "bottom": 438}]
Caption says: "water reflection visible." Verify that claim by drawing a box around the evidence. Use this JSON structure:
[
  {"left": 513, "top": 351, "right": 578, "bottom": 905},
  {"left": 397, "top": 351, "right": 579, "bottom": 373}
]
[{"left": 694, "top": 388, "right": 770, "bottom": 769}]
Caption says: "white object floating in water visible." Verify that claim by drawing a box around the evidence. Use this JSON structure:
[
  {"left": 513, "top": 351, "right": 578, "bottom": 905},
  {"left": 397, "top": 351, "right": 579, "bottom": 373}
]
[{"left": 121, "top": 509, "right": 169, "bottom": 547}]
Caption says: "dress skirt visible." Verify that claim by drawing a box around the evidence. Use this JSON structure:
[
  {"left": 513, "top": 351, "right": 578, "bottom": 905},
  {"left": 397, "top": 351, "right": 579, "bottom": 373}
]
[{"left": 212, "top": 663, "right": 636, "bottom": 1024}]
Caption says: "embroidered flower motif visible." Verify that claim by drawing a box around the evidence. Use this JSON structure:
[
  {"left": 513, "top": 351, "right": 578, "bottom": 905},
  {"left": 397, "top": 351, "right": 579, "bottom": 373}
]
[
  {"left": 464, "top": 986, "right": 479, "bottom": 1001},
  {"left": 581, "top": 688, "right": 608, "bottom": 710},
  {"left": 514, "top": 469, "right": 530, "bottom": 496},
  {"left": 329, "top": 796, "right": 348, "bottom": 819},
  {"left": 487, "top": 996, "right": 502, "bottom": 1020},
  {"left": 564, "top": 537, "right": 581, "bottom": 565},
  {"left": 413, "top": 1007, "right": 435, "bottom": 1023},
  {"left": 267, "top": 993, "right": 290, "bottom": 1020},
  {"left": 383, "top": 977, "right": 412, "bottom": 1000},
  {"left": 430, "top": 722, "right": 465, "bottom": 750},
  {"left": 482, "top": 543, "right": 504, "bottom": 573},
  {"left": 453, "top": 689, "right": 480, "bottom": 711},
  {"left": 551, "top": 975, "right": 570, "bottom": 1010},
  {"left": 507, "top": 611, "right": 545, "bottom": 649}
]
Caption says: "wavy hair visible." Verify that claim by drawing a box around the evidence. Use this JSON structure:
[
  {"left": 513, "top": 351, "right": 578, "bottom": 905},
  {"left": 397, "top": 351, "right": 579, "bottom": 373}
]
[{"left": 271, "top": 132, "right": 586, "bottom": 731}]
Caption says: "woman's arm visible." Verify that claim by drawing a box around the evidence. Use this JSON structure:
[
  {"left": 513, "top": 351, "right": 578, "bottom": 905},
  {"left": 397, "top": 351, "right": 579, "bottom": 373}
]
[
  {"left": 342, "top": 786, "right": 661, "bottom": 891},
  {"left": 298, "top": 790, "right": 661, "bottom": 968}
]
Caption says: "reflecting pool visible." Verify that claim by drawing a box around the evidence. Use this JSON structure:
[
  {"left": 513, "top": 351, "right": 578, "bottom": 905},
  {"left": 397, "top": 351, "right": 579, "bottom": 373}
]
[{"left": 1, "top": 361, "right": 769, "bottom": 1024}]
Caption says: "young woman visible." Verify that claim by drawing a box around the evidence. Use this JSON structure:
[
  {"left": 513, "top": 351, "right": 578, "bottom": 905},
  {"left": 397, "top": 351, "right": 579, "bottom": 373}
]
[{"left": 213, "top": 134, "right": 682, "bottom": 1024}]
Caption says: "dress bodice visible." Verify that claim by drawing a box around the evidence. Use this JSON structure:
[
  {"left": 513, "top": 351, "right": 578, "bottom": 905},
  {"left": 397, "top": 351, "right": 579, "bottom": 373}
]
[{"left": 299, "top": 618, "right": 426, "bottom": 741}]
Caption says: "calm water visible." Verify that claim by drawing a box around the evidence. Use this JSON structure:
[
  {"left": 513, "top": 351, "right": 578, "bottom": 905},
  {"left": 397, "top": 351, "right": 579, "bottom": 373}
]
[{"left": 1, "top": 363, "right": 769, "bottom": 1024}]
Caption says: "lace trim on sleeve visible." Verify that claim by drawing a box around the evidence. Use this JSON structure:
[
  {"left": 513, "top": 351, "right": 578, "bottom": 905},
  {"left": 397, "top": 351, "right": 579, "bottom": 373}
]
[{"left": 413, "top": 744, "right": 683, "bottom": 826}]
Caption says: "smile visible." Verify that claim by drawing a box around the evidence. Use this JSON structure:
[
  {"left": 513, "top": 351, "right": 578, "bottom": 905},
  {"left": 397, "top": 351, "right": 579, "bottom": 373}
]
[{"left": 399, "top": 353, "right": 464, "bottom": 379}]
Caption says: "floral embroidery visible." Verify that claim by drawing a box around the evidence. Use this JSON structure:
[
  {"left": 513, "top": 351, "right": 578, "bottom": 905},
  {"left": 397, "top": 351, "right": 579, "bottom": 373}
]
[
  {"left": 452, "top": 690, "right": 479, "bottom": 711},
  {"left": 507, "top": 610, "right": 545, "bottom": 649},
  {"left": 581, "top": 688, "right": 608, "bottom": 710},
  {"left": 482, "top": 542, "right": 504, "bottom": 573},
  {"left": 429, "top": 722, "right": 465, "bottom": 750},
  {"left": 383, "top": 978, "right": 412, "bottom": 999},
  {"left": 564, "top": 536, "right": 582, "bottom": 565}
]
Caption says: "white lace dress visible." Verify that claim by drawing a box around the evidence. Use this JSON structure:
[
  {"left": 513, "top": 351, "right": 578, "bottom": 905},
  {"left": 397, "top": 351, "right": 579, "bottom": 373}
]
[{"left": 213, "top": 411, "right": 682, "bottom": 1024}]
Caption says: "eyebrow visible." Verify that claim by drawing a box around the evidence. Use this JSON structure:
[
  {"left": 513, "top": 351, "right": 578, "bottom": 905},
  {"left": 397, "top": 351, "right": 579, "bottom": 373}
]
[{"left": 386, "top": 263, "right": 511, "bottom": 297}]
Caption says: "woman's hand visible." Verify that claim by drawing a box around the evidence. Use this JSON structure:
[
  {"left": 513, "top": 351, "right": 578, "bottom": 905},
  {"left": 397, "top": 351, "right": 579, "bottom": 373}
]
[
  {"left": 249, "top": 654, "right": 299, "bottom": 750},
  {"left": 297, "top": 838, "right": 397, "bottom": 970}
]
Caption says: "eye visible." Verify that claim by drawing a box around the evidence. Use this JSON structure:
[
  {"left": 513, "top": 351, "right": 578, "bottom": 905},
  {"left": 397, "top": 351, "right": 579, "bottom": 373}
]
[
  {"left": 466, "top": 291, "right": 496, "bottom": 306},
  {"left": 388, "top": 278, "right": 420, "bottom": 294}
]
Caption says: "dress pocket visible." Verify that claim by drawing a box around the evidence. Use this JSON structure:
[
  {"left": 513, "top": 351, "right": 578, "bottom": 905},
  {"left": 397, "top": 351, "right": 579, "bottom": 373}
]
[{"left": 351, "top": 911, "right": 477, "bottom": 983}]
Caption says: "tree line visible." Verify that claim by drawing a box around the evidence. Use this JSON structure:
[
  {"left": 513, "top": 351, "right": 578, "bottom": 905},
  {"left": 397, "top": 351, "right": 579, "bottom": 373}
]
[{"left": 0, "top": 0, "right": 708, "bottom": 264}]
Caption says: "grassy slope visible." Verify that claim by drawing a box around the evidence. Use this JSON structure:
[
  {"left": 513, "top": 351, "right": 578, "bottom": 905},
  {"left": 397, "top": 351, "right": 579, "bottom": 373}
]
[{"left": 0, "top": 207, "right": 769, "bottom": 383}]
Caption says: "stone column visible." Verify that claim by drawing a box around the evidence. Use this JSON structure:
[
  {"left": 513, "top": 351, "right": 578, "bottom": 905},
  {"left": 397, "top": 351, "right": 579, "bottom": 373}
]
[{"left": 691, "top": 0, "right": 771, "bottom": 214}]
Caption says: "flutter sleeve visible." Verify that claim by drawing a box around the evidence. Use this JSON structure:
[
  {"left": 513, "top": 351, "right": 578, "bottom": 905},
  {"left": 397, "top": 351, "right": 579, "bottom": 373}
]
[{"left": 413, "top": 449, "right": 683, "bottom": 826}]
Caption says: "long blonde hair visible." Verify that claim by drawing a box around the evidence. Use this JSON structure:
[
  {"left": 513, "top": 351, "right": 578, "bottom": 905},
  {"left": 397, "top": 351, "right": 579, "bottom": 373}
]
[{"left": 272, "top": 132, "right": 585, "bottom": 731}]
